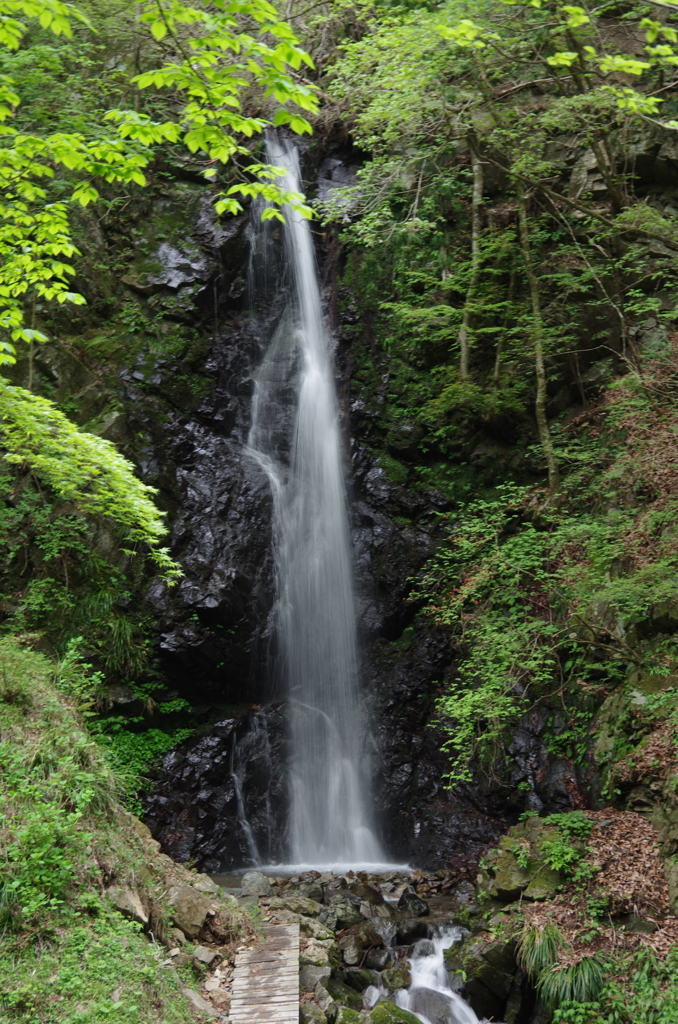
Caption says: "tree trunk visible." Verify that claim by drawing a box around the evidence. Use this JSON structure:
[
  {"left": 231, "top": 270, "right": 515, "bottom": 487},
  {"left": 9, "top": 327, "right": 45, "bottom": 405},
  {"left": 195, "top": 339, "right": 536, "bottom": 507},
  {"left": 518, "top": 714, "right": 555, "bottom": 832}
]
[
  {"left": 515, "top": 181, "right": 560, "bottom": 499},
  {"left": 457, "top": 138, "right": 483, "bottom": 379}
]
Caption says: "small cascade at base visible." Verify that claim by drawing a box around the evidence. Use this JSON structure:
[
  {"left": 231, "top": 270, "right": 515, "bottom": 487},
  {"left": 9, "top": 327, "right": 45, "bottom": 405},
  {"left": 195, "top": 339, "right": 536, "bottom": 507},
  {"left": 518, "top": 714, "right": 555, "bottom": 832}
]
[{"left": 366, "top": 925, "right": 498, "bottom": 1024}]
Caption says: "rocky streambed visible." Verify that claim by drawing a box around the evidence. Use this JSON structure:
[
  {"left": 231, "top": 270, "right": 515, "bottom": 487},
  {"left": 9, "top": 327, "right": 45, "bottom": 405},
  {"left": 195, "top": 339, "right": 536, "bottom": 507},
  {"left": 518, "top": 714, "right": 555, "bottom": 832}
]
[{"left": 212, "top": 867, "right": 529, "bottom": 1024}]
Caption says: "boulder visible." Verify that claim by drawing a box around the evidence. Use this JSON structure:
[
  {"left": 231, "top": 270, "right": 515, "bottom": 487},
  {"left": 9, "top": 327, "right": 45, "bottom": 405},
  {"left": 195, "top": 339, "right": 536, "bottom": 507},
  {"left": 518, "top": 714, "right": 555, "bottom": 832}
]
[
  {"left": 338, "top": 922, "right": 384, "bottom": 965},
  {"left": 325, "top": 894, "right": 363, "bottom": 929},
  {"left": 344, "top": 967, "right": 380, "bottom": 992},
  {"left": 315, "top": 981, "right": 337, "bottom": 1019},
  {"left": 477, "top": 819, "right": 564, "bottom": 901},
  {"left": 444, "top": 934, "right": 517, "bottom": 1021},
  {"left": 193, "top": 944, "right": 218, "bottom": 965},
  {"left": 408, "top": 939, "right": 435, "bottom": 958},
  {"left": 299, "top": 882, "right": 325, "bottom": 901},
  {"left": 335, "top": 1009, "right": 370, "bottom": 1024},
  {"left": 192, "top": 873, "right": 221, "bottom": 896},
  {"left": 181, "top": 988, "right": 217, "bottom": 1017},
  {"left": 106, "top": 885, "right": 148, "bottom": 925},
  {"left": 301, "top": 1004, "right": 328, "bottom": 1024},
  {"left": 301, "top": 966, "right": 332, "bottom": 990},
  {"left": 397, "top": 888, "right": 429, "bottom": 918},
  {"left": 409, "top": 988, "right": 465, "bottom": 1024},
  {"left": 349, "top": 881, "right": 389, "bottom": 908},
  {"left": 365, "top": 949, "right": 394, "bottom": 970},
  {"left": 268, "top": 895, "right": 322, "bottom": 917},
  {"left": 381, "top": 963, "right": 412, "bottom": 992},
  {"left": 167, "top": 884, "right": 211, "bottom": 939},
  {"left": 326, "top": 974, "right": 364, "bottom": 1011},
  {"left": 369, "top": 1001, "right": 422, "bottom": 1024},
  {"left": 241, "top": 870, "right": 272, "bottom": 896},
  {"left": 301, "top": 940, "right": 332, "bottom": 968},
  {"left": 274, "top": 908, "right": 333, "bottom": 939},
  {"left": 395, "top": 919, "right": 430, "bottom": 945}
]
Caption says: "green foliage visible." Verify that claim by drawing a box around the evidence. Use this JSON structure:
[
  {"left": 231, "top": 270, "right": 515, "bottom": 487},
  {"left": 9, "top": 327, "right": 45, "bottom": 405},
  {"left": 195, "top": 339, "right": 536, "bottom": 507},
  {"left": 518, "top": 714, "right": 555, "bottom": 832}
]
[
  {"left": 551, "top": 947, "right": 678, "bottom": 1024},
  {"left": 518, "top": 922, "right": 566, "bottom": 977},
  {"left": 0, "top": 377, "right": 179, "bottom": 576},
  {"left": 95, "top": 721, "right": 194, "bottom": 814},
  {"left": 0, "top": 909, "right": 195, "bottom": 1023},
  {"left": 0, "top": 637, "right": 116, "bottom": 925},
  {"left": 0, "top": 635, "right": 235, "bottom": 1021},
  {"left": 0, "top": 0, "right": 317, "bottom": 358},
  {"left": 520, "top": 921, "right": 611, "bottom": 1013},
  {"left": 52, "top": 634, "right": 106, "bottom": 708},
  {"left": 538, "top": 951, "right": 612, "bottom": 1008},
  {"left": 539, "top": 834, "right": 593, "bottom": 883},
  {"left": 543, "top": 810, "right": 594, "bottom": 842},
  {"left": 413, "top": 352, "right": 678, "bottom": 781}
]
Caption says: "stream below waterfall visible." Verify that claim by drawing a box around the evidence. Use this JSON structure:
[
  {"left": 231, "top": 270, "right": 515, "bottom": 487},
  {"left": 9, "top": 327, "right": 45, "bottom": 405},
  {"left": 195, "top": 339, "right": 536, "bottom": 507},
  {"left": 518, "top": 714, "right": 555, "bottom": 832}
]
[{"left": 394, "top": 929, "right": 482, "bottom": 1024}]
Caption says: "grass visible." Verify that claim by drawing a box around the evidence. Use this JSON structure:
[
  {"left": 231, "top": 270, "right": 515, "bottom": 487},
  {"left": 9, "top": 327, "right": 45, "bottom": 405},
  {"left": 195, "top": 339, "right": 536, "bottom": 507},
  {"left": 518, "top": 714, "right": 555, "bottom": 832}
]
[{"left": 0, "top": 635, "right": 229, "bottom": 1023}]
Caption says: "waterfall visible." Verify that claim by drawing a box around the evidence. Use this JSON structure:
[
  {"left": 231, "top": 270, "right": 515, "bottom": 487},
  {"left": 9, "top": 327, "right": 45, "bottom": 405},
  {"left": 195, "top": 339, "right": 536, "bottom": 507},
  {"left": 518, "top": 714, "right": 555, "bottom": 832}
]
[{"left": 247, "top": 136, "right": 384, "bottom": 867}]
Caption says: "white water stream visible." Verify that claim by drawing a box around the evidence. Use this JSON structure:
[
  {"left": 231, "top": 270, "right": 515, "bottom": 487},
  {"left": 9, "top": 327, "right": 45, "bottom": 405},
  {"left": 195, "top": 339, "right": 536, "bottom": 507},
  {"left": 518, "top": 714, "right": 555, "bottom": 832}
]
[
  {"left": 247, "top": 137, "right": 384, "bottom": 867},
  {"left": 366, "top": 927, "right": 483, "bottom": 1024}
]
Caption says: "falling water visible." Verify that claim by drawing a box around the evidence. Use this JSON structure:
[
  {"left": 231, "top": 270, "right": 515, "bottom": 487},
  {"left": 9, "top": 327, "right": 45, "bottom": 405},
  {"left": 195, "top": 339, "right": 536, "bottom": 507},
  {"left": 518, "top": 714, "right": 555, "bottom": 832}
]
[
  {"left": 396, "top": 929, "right": 481, "bottom": 1024},
  {"left": 364, "top": 927, "right": 485, "bottom": 1024},
  {"left": 247, "top": 136, "right": 384, "bottom": 867}
]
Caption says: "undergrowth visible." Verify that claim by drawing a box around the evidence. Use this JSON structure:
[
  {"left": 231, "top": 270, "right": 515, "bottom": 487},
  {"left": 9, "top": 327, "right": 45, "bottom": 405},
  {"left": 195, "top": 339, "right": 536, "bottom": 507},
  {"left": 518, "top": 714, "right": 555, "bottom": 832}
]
[
  {"left": 415, "top": 346, "right": 678, "bottom": 784},
  {"left": 0, "top": 636, "right": 209, "bottom": 1023},
  {"left": 551, "top": 948, "right": 678, "bottom": 1024}
]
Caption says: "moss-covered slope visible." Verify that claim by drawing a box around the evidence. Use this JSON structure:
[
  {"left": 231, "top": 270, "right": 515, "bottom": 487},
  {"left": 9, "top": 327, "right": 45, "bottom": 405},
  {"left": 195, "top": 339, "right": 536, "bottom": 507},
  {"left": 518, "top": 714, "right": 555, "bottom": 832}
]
[{"left": 0, "top": 637, "right": 251, "bottom": 1023}]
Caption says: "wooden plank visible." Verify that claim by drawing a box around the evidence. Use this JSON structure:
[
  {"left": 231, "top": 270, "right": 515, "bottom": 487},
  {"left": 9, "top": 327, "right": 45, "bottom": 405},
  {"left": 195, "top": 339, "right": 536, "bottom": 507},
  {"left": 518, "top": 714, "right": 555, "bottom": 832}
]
[
  {"left": 229, "top": 922, "right": 299, "bottom": 1024},
  {"left": 232, "top": 995, "right": 299, "bottom": 1002},
  {"left": 233, "top": 978, "right": 297, "bottom": 990}
]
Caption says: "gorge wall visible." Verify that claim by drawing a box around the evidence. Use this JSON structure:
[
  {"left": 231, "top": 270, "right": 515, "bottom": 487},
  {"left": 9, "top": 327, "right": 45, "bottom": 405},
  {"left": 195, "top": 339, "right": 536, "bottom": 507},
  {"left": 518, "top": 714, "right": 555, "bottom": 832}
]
[{"left": 8, "top": 123, "right": 678, "bottom": 875}]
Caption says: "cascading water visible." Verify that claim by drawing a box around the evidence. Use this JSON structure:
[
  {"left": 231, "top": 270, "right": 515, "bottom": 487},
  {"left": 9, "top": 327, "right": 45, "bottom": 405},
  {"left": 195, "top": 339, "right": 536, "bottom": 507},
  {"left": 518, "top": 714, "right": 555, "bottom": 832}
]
[
  {"left": 247, "top": 135, "right": 384, "bottom": 867},
  {"left": 396, "top": 929, "right": 481, "bottom": 1024},
  {"left": 365, "top": 928, "right": 484, "bottom": 1024}
]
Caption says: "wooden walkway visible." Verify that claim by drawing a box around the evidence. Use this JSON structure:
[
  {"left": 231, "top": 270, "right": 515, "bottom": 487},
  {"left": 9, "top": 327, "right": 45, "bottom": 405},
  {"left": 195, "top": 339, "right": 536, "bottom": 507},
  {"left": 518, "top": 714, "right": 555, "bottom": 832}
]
[{"left": 229, "top": 922, "right": 300, "bottom": 1024}]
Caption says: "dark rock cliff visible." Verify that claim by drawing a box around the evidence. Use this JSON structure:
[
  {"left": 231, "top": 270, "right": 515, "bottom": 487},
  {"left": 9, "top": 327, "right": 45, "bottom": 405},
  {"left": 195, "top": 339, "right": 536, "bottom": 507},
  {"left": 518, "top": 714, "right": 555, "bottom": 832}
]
[{"left": 136, "top": 142, "right": 586, "bottom": 871}]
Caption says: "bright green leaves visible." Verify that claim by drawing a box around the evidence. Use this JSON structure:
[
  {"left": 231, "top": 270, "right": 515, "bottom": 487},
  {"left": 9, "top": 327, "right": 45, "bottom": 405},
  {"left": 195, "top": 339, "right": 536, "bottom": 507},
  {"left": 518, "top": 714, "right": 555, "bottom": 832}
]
[
  {"left": 641, "top": 17, "right": 678, "bottom": 45},
  {"left": 272, "top": 108, "right": 312, "bottom": 134},
  {"left": 130, "top": 0, "right": 318, "bottom": 161},
  {"left": 598, "top": 54, "right": 650, "bottom": 77},
  {"left": 0, "top": 0, "right": 90, "bottom": 48},
  {"left": 0, "top": 379, "right": 181, "bottom": 578},
  {"left": 438, "top": 19, "right": 499, "bottom": 49},
  {"left": 604, "top": 87, "right": 663, "bottom": 117},
  {"left": 560, "top": 5, "right": 589, "bottom": 29},
  {"left": 0, "top": 0, "right": 319, "bottom": 361},
  {"left": 113, "top": 0, "right": 319, "bottom": 210},
  {"left": 104, "top": 109, "right": 183, "bottom": 146},
  {"left": 0, "top": 130, "right": 156, "bottom": 356},
  {"left": 214, "top": 160, "right": 313, "bottom": 219},
  {"left": 0, "top": 73, "right": 19, "bottom": 119},
  {"left": 546, "top": 50, "right": 578, "bottom": 67}
]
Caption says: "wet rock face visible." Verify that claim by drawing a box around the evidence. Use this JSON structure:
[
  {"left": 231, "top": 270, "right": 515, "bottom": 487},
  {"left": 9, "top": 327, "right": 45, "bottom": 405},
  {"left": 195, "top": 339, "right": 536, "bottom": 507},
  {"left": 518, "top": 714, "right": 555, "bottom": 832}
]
[
  {"left": 143, "top": 709, "right": 288, "bottom": 871},
  {"left": 137, "top": 151, "right": 582, "bottom": 871},
  {"left": 118, "top": 207, "right": 285, "bottom": 704}
]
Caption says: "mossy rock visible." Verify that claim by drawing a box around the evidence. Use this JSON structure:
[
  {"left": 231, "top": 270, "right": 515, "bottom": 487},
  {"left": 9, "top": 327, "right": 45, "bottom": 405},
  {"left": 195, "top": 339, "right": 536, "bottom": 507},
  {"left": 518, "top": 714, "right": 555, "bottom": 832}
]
[
  {"left": 301, "top": 1004, "right": 328, "bottom": 1024},
  {"left": 335, "top": 1009, "right": 370, "bottom": 1024},
  {"left": 381, "top": 963, "right": 411, "bottom": 992},
  {"left": 344, "top": 967, "right": 378, "bottom": 992},
  {"left": 593, "top": 688, "right": 638, "bottom": 767},
  {"left": 369, "top": 1001, "right": 422, "bottom": 1024},
  {"left": 478, "top": 819, "right": 564, "bottom": 900},
  {"left": 444, "top": 934, "right": 517, "bottom": 1020},
  {"left": 327, "top": 974, "right": 364, "bottom": 1011}
]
